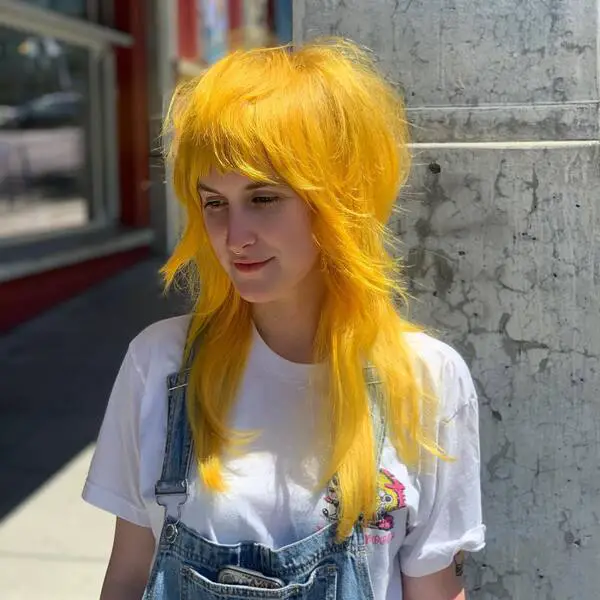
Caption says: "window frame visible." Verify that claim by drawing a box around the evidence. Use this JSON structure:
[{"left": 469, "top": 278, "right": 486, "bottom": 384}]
[{"left": 0, "top": 0, "right": 131, "bottom": 49}]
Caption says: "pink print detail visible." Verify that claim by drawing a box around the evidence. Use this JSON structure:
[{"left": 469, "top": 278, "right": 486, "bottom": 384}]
[
  {"left": 365, "top": 532, "right": 394, "bottom": 545},
  {"left": 373, "top": 514, "right": 394, "bottom": 531}
]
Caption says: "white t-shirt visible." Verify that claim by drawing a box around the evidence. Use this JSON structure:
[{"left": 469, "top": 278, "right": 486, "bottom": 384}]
[{"left": 83, "top": 315, "right": 485, "bottom": 600}]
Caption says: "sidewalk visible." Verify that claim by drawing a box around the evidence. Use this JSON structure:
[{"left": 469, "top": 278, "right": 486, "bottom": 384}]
[
  {"left": 0, "top": 446, "right": 114, "bottom": 599},
  {"left": 0, "top": 258, "right": 185, "bottom": 599}
]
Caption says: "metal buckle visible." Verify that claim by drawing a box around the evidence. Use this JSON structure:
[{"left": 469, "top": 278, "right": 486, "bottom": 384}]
[
  {"left": 164, "top": 522, "right": 179, "bottom": 544},
  {"left": 155, "top": 479, "right": 188, "bottom": 542},
  {"left": 155, "top": 479, "right": 188, "bottom": 500}
]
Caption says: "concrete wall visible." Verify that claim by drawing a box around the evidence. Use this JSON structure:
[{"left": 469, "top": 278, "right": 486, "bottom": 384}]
[{"left": 296, "top": 2, "right": 600, "bottom": 598}]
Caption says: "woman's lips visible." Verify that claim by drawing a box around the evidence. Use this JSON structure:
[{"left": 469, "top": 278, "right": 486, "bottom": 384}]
[{"left": 233, "top": 258, "right": 274, "bottom": 273}]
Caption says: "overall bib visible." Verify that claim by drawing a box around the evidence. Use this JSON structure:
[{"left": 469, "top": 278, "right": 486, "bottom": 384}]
[{"left": 142, "top": 362, "right": 386, "bottom": 599}]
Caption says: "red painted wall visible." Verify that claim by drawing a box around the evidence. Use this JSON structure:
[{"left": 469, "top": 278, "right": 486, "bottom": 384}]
[
  {"left": 228, "top": 0, "right": 242, "bottom": 29},
  {"left": 178, "top": 0, "right": 199, "bottom": 60},
  {"left": 0, "top": 248, "right": 150, "bottom": 333},
  {"left": 114, "top": 1, "right": 151, "bottom": 227}
]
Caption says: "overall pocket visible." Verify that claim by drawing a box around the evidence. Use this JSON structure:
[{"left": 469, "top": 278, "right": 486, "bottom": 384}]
[{"left": 180, "top": 563, "right": 338, "bottom": 600}]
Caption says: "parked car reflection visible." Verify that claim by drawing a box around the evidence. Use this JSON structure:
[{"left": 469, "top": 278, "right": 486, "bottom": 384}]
[
  {"left": 0, "top": 91, "right": 82, "bottom": 130},
  {"left": 0, "top": 26, "right": 91, "bottom": 239},
  {"left": 0, "top": 92, "right": 86, "bottom": 237}
]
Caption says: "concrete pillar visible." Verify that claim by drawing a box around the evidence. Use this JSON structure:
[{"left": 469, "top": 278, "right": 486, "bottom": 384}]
[{"left": 296, "top": 2, "right": 599, "bottom": 598}]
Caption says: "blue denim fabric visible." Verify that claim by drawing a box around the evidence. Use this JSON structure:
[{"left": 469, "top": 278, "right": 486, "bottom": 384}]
[{"left": 142, "top": 364, "right": 386, "bottom": 599}]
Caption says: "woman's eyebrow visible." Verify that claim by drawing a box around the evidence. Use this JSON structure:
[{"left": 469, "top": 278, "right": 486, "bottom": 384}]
[
  {"left": 197, "top": 182, "right": 220, "bottom": 194},
  {"left": 244, "top": 181, "right": 277, "bottom": 191},
  {"left": 197, "top": 181, "right": 282, "bottom": 194}
]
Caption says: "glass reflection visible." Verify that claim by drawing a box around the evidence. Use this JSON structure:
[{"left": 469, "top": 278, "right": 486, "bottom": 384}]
[
  {"left": 22, "top": 0, "right": 88, "bottom": 19},
  {"left": 0, "top": 27, "right": 91, "bottom": 240}
]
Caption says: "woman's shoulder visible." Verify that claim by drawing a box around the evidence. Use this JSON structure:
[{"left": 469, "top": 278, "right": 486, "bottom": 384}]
[
  {"left": 402, "top": 331, "right": 476, "bottom": 416},
  {"left": 127, "top": 314, "right": 192, "bottom": 377},
  {"left": 403, "top": 331, "right": 469, "bottom": 374}
]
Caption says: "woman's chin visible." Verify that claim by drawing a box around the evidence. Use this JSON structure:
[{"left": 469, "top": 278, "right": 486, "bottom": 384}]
[{"left": 233, "top": 282, "right": 281, "bottom": 304}]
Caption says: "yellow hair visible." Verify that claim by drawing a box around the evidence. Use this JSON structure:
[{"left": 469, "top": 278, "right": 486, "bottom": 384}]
[{"left": 162, "top": 38, "right": 440, "bottom": 539}]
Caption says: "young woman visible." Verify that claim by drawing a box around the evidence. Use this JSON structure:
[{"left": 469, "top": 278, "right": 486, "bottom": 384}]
[{"left": 83, "top": 38, "right": 485, "bottom": 600}]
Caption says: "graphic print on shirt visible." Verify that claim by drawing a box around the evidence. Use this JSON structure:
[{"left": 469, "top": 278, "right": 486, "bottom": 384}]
[
  {"left": 322, "top": 468, "right": 406, "bottom": 532},
  {"left": 322, "top": 475, "right": 341, "bottom": 522},
  {"left": 370, "top": 468, "right": 406, "bottom": 531}
]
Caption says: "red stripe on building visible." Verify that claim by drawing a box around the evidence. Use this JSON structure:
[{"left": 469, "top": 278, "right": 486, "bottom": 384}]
[
  {"left": 0, "top": 247, "right": 150, "bottom": 333},
  {"left": 178, "top": 0, "right": 199, "bottom": 59},
  {"left": 114, "top": 1, "right": 151, "bottom": 227}
]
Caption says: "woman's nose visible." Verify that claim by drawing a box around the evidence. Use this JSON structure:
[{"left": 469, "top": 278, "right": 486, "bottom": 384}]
[{"left": 226, "top": 209, "right": 257, "bottom": 255}]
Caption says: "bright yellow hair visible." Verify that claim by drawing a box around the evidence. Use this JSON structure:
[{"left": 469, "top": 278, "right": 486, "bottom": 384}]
[{"left": 162, "top": 38, "right": 440, "bottom": 539}]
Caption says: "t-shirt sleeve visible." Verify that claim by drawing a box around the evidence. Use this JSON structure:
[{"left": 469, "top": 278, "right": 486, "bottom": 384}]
[
  {"left": 399, "top": 349, "right": 486, "bottom": 578},
  {"left": 82, "top": 345, "right": 151, "bottom": 528}
]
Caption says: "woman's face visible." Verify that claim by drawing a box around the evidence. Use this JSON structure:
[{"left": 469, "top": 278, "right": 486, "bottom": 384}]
[{"left": 199, "top": 171, "right": 320, "bottom": 304}]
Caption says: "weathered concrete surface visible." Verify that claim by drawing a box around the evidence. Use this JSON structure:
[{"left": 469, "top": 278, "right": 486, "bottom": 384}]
[
  {"left": 296, "top": 1, "right": 600, "bottom": 598},
  {"left": 295, "top": 0, "right": 599, "bottom": 142},
  {"left": 397, "top": 146, "right": 600, "bottom": 599},
  {"left": 406, "top": 104, "right": 599, "bottom": 143},
  {"left": 295, "top": 0, "right": 598, "bottom": 104}
]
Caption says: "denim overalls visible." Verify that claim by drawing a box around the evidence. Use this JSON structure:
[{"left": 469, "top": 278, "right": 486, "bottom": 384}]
[{"left": 142, "top": 359, "right": 386, "bottom": 600}]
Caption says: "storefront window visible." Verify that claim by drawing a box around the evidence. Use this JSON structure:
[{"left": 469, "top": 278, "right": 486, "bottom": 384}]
[{"left": 0, "top": 25, "right": 93, "bottom": 239}]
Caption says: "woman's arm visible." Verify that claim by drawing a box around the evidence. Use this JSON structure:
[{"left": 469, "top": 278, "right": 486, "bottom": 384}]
[
  {"left": 99, "top": 518, "right": 155, "bottom": 600},
  {"left": 403, "top": 557, "right": 466, "bottom": 600},
  {"left": 399, "top": 348, "right": 484, "bottom": 597}
]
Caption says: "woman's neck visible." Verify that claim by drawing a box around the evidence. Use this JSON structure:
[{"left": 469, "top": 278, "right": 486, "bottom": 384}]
[{"left": 251, "top": 271, "right": 324, "bottom": 364}]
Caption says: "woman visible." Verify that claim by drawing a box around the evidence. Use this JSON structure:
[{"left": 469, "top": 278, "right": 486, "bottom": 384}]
[{"left": 83, "top": 38, "right": 485, "bottom": 600}]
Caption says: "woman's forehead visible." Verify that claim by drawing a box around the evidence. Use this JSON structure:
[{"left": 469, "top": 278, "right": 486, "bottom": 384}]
[{"left": 198, "top": 171, "right": 287, "bottom": 192}]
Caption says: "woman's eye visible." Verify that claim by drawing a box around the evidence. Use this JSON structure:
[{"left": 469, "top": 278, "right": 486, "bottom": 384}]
[
  {"left": 203, "top": 198, "right": 225, "bottom": 210},
  {"left": 252, "top": 195, "right": 279, "bottom": 205}
]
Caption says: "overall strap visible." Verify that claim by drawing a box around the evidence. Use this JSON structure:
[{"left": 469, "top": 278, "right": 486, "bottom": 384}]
[
  {"left": 154, "top": 324, "right": 199, "bottom": 520},
  {"left": 352, "top": 363, "right": 388, "bottom": 532},
  {"left": 154, "top": 369, "right": 194, "bottom": 520},
  {"left": 364, "top": 363, "right": 387, "bottom": 468}
]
